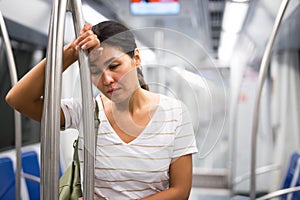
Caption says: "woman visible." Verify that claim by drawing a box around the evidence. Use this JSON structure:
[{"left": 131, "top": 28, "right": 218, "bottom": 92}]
[{"left": 6, "top": 21, "right": 198, "bottom": 199}]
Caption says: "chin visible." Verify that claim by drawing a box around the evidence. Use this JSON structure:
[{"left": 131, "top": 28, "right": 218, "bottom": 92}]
[{"left": 110, "top": 92, "right": 132, "bottom": 104}]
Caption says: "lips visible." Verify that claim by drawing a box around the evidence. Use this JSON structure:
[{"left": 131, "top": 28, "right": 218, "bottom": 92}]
[{"left": 107, "top": 88, "right": 120, "bottom": 94}]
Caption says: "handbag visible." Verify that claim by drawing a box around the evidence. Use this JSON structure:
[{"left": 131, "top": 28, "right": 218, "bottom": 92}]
[
  {"left": 59, "top": 138, "right": 82, "bottom": 200},
  {"left": 59, "top": 100, "right": 100, "bottom": 200}
]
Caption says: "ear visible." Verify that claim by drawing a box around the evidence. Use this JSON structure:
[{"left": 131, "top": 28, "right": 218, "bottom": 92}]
[{"left": 133, "top": 48, "right": 141, "bottom": 68}]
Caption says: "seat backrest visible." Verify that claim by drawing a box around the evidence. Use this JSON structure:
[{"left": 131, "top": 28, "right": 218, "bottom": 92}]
[
  {"left": 0, "top": 157, "right": 16, "bottom": 200},
  {"left": 22, "top": 151, "right": 40, "bottom": 200},
  {"left": 281, "top": 152, "right": 300, "bottom": 200}
]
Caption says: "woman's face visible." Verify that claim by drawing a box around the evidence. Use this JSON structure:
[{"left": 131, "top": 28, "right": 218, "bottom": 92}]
[{"left": 89, "top": 45, "right": 140, "bottom": 102}]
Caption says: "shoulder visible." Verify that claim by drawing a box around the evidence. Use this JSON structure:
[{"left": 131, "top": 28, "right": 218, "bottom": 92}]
[{"left": 158, "top": 94, "right": 186, "bottom": 111}]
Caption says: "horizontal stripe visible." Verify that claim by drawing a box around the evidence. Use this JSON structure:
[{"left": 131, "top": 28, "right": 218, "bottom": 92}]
[
  {"left": 95, "top": 154, "right": 170, "bottom": 160},
  {"left": 158, "top": 107, "right": 181, "bottom": 112},
  {"left": 143, "top": 132, "right": 175, "bottom": 135},
  {"left": 95, "top": 177, "right": 168, "bottom": 184},
  {"left": 152, "top": 119, "right": 178, "bottom": 123},
  {"left": 130, "top": 144, "right": 173, "bottom": 148},
  {"left": 95, "top": 167, "right": 168, "bottom": 173},
  {"left": 180, "top": 110, "right": 188, "bottom": 115},
  {"left": 173, "top": 145, "right": 197, "bottom": 152},
  {"left": 175, "top": 122, "right": 192, "bottom": 131},
  {"left": 97, "top": 143, "right": 123, "bottom": 147},
  {"left": 95, "top": 186, "right": 155, "bottom": 193},
  {"left": 175, "top": 133, "right": 193, "bottom": 139},
  {"left": 97, "top": 131, "right": 114, "bottom": 135}
]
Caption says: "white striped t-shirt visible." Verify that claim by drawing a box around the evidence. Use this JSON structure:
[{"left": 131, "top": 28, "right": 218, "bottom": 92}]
[{"left": 61, "top": 94, "right": 198, "bottom": 199}]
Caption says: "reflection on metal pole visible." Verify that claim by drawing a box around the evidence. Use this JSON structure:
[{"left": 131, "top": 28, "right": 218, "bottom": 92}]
[
  {"left": 41, "top": 0, "right": 67, "bottom": 198},
  {"left": 0, "top": 11, "right": 22, "bottom": 200},
  {"left": 250, "top": 0, "right": 290, "bottom": 199},
  {"left": 41, "top": 0, "right": 95, "bottom": 199},
  {"left": 68, "top": 0, "right": 95, "bottom": 199}
]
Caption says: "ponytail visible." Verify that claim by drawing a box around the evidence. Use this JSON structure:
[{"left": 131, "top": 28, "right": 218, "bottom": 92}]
[{"left": 137, "top": 68, "right": 149, "bottom": 91}]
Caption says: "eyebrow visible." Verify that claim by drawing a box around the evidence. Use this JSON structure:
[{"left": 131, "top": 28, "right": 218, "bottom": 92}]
[{"left": 103, "top": 57, "right": 116, "bottom": 67}]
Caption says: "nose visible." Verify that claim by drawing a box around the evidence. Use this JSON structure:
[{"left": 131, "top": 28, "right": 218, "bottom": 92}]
[{"left": 101, "top": 70, "right": 114, "bottom": 86}]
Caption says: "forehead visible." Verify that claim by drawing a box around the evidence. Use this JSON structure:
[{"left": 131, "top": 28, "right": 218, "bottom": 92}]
[{"left": 89, "top": 45, "right": 127, "bottom": 66}]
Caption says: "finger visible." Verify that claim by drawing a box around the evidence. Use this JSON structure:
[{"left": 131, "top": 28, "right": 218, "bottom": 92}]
[
  {"left": 77, "top": 35, "right": 99, "bottom": 50},
  {"left": 84, "top": 23, "right": 92, "bottom": 31},
  {"left": 82, "top": 38, "right": 100, "bottom": 50},
  {"left": 74, "top": 30, "right": 95, "bottom": 46},
  {"left": 80, "top": 23, "right": 92, "bottom": 34}
]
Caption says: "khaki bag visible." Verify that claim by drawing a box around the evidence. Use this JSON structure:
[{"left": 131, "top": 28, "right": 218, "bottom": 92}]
[
  {"left": 59, "top": 100, "right": 100, "bottom": 199},
  {"left": 59, "top": 138, "right": 82, "bottom": 200}
]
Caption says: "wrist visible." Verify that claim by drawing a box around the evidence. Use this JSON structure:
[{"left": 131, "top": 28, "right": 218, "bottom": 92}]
[{"left": 63, "top": 43, "right": 78, "bottom": 68}]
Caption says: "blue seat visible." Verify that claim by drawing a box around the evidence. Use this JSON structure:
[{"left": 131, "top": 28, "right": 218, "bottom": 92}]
[
  {"left": 22, "top": 151, "right": 40, "bottom": 200},
  {"left": 0, "top": 157, "right": 16, "bottom": 200},
  {"left": 281, "top": 152, "right": 300, "bottom": 200}
]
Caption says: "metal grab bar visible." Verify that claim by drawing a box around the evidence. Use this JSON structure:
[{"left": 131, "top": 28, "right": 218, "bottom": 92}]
[
  {"left": 0, "top": 11, "right": 22, "bottom": 200},
  {"left": 41, "top": 0, "right": 95, "bottom": 199},
  {"left": 256, "top": 186, "right": 300, "bottom": 200},
  {"left": 22, "top": 172, "right": 41, "bottom": 183},
  {"left": 234, "top": 164, "right": 281, "bottom": 185},
  {"left": 250, "top": 0, "right": 290, "bottom": 199}
]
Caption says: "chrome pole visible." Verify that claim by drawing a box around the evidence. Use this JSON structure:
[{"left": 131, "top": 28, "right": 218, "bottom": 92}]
[
  {"left": 0, "top": 11, "right": 22, "bottom": 200},
  {"left": 41, "top": 0, "right": 95, "bottom": 198},
  {"left": 68, "top": 0, "right": 95, "bottom": 198},
  {"left": 250, "top": 0, "right": 290, "bottom": 199},
  {"left": 41, "top": 0, "right": 67, "bottom": 199}
]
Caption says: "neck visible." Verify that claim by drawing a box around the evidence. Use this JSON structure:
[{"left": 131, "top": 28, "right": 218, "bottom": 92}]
[{"left": 113, "top": 88, "right": 146, "bottom": 115}]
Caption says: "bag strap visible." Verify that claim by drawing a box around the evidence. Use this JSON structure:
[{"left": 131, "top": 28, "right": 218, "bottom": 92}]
[
  {"left": 72, "top": 139, "right": 79, "bottom": 162},
  {"left": 94, "top": 99, "right": 100, "bottom": 135},
  {"left": 72, "top": 99, "right": 100, "bottom": 162}
]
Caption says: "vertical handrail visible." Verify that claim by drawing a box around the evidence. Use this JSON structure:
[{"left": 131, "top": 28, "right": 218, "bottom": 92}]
[
  {"left": 0, "top": 11, "right": 22, "bottom": 200},
  {"left": 41, "top": 0, "right": 95, "bottom": 199},
  {"left": 41, "top": 0, "right": 67, "bottom": 199},
  {"left": 68, "top": 0, "right": 95, "bottom": 199},
  {"left": 250, "top": 0, "right": 290, "bottom": 199}
]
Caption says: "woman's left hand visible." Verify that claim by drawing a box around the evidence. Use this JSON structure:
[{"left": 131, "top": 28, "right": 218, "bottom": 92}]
[{"left": 73, "top": 23, "right": 100, "bottom": 52}]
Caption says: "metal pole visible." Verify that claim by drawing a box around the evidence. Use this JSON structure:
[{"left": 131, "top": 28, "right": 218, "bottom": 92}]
[
  {"left": 41, "top": 0, "right": 67, "bottom": 199},
  {"left": 68, "top": 0, "right": 95, "bottom": 198},
  {"left": 250, "top": 0, "right": 290, "bottom": 199},
  {"left": 0, "top": 11, "right": 22, "bottom": 200},
  {"left": 41, "top": 0, "right": 95, "bottom": 198}
]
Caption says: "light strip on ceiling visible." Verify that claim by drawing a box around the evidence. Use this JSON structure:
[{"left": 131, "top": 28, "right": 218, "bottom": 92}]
[{"left": 222, "top": 1, "right": 249, "bottom": 33}]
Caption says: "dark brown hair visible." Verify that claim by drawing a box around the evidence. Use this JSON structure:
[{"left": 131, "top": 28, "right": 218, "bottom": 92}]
[{"left": 92, "top": 21, "right": 149, "bottom": 91}]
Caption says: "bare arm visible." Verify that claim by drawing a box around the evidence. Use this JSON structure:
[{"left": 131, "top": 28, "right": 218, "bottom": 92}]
[
  {"left": 5, "top": 24, "right": 99, "bottom": 127},
  {"left": 141, "top": 154, "right": 193, "bottom": 200}
]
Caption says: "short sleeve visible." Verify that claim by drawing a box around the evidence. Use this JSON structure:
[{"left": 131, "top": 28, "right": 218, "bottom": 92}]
[
  {"left": 171, "top": 102, "right": 198, "bottom": 158},
  {"left": 61, "top": 98, "right": 82, "bottom": 130}
]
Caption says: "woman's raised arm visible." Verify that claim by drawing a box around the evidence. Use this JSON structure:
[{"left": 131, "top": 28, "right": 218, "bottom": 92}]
[{"left": 5, "top": 24, "right": 99, "bottom": 126}]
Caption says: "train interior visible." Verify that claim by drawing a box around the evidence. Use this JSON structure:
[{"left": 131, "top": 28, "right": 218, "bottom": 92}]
[{"left": 0, "top": 0, "right": 300, "bottom": 199}]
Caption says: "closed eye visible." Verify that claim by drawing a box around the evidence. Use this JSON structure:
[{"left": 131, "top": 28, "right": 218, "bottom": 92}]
[
  {"left": 90, "top": 66, "right": 103, "bottom": 76},
  {"left": 108, "top": 64, "right": 120, "bottom": 71}
]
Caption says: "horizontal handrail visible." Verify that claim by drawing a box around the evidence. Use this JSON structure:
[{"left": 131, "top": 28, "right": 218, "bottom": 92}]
[
  {"left": 256, "top": 186, "right": 300, "bottom": 200},
  {"left": 234, "top": 164, "right": 281, "bottom": 185},
  {"left": 22, "top": 173, "right": 41, "bottom": 183}
]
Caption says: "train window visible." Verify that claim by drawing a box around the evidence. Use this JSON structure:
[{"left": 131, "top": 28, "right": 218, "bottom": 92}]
[
  {"left": 130, "top": 0, "right": 180, "bottom": 16},
  {"left": 0, "top": 39, "right": 44, "bottom": 151}
]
